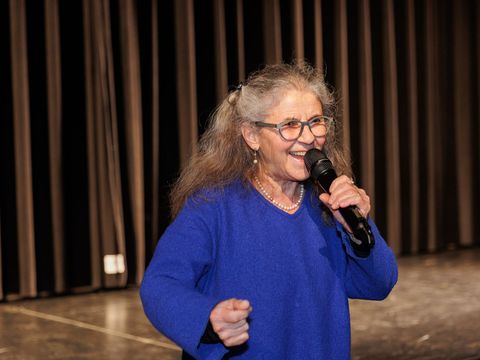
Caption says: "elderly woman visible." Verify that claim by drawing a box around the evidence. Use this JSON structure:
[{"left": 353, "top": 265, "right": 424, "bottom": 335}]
[{"left": 140, "top": 63, "right": 398, "bottom": 359}]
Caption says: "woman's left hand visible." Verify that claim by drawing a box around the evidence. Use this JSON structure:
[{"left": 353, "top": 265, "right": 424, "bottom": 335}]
[{"left": 318, "top": 175, "right": 371, "bottom": 233}]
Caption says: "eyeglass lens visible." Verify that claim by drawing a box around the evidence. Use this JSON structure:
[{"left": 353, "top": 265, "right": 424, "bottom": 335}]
[{"left": 279, "top": 119, "right": 328, "bottom": 140}]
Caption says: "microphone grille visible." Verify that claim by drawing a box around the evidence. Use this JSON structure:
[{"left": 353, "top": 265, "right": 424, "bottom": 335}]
[
  {"left": 305, "top": 149, "right": 328, "bottom": 170},
  {"left": 305, "top": 149, "right": 334, "bottom": 181}
]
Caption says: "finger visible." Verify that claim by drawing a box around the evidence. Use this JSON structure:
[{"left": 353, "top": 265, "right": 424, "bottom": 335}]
[
  {"left": 328, "top": 182, "right": 356, "bottom": 205},
  {"left": 356, "top": 191, "right": 371, "bottom": 217},
  {"left": 228, "top": 319, "right": 248, "bottom": 330},
  {"left": 330, "top": 182, "right": 370, "bottom": 204},
  {"left": 223, "top": 331, "right": 250, "bottom": 347},
  {"left": 319, "top": 193, "right": 330, "bottom": 206},
  {"left": 215, "top": 298, "right": 237, "bottom": 311},
  {"left": 329, "top": 184, "right": 363, "bottom": 208},
  {"left": 319, "top": 193, "right": 338, "bottom": 216},
  {"left": 210, "top": 299, "right": 252, "bottom": 325},
  {"left": 336, "top": 192, "right": 362, "bottom": 209},
  {"left": 319, "top": 194, "right": 354, "bottom": 232},
  {"left": 333, "top": 188, "right": 371, "bottom": 218},
  {"left": 216, "top": 319, "right": 248, "bottom": 331},
  {"left": 217, "top": 322, "right": 249, "bottom": 344},
  {"left": 215, "top": 319, "right": 248, "bottom": 336},
  {"left": 344, "top": 188, "right": 370, "bottom": 215},
  {"left": 329, "top": 175, "right": 354, "bottom": 193},
  {"left": 222, "top": 308, "right": 251, "bottom": 323},
  {"left": 210, "top": 307, "right": 248, "bottom": 325}
]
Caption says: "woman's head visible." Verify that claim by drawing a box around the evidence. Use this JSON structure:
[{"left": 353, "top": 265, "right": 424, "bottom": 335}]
[
  {"left": 209, "top": 63, "right": 341, "bottom": 178},
  {"left": 240, "top": 87, "right": 330, "bottom": 184},
  {"left": 170, "top": 62, "right": 350, "bottom": 217}
]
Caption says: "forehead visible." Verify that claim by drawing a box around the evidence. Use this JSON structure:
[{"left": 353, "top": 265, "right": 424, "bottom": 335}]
[{"left": 266, "top": 89, "right": 323, "bottom": 120}]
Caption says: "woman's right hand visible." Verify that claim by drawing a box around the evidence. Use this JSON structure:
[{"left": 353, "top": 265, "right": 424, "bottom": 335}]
[{"left": 209, "top": 298, "right": 252, "bottom": 347}]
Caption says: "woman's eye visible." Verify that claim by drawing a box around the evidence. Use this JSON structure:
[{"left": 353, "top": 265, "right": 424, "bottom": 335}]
[
  {"left": 283, "top": 121, "right": 300, "bottom": 128},
  {"left": 310, "top": 117, "right": 323, "bottom": 124}
]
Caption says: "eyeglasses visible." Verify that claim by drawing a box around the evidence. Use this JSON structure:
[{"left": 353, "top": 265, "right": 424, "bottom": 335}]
[{"left": 254, "top": 116, "right": 333, "bottom": 141}]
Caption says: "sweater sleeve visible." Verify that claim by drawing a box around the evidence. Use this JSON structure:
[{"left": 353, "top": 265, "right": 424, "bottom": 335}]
[
  {"left": 336, "top": 219, "right": 398, "bottom": 300},
  {"left": 140, "top": 199, "right": 228, "bottom": 359}
]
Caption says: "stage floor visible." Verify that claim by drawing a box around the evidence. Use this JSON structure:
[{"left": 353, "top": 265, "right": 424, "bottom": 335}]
[{"left": 1, "top": 248, "right": 479, "bottom": 359}]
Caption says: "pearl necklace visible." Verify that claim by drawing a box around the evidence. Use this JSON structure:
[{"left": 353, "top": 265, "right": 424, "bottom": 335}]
[{"left": 253, "top": 174, "right": 305, "bottom": 211}]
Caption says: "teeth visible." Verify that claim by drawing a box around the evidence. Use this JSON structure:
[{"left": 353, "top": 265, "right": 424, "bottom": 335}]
[{"left": 290, "top": 151, "right": 306, "bottom": 156}]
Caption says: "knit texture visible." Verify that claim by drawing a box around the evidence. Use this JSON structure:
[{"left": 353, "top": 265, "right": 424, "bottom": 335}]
[{"left": 140, "top": 181, "right": 398, "bottom": 359}]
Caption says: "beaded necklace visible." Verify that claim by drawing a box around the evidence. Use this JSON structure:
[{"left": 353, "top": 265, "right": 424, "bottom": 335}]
[{"left": 253, "top": 174, "right": 304, "bottom": 211}]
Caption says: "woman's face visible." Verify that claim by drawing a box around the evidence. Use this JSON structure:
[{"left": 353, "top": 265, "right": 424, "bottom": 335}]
[{"left": 253, "top": 89, "right": 326, "bottom": 183}]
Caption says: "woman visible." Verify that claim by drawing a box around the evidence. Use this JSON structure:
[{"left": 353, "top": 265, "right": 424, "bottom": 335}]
[{"left": 140, "top": 63, "right": 398, "bottom": 359}]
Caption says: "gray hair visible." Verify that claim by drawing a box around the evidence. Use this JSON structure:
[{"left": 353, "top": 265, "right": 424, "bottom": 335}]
[{"left": 169, "top": 62, "right": 351, "bottom": 218}]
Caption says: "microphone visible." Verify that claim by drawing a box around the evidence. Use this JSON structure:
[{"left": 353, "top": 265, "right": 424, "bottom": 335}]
[{"left": 304, "top": 149, "right": 374, "bottom": 257}]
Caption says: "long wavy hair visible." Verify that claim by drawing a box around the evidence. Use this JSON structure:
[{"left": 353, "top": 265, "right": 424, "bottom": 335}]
[{"left": 169, "top": 62, "right": 352, "bottom": 218}]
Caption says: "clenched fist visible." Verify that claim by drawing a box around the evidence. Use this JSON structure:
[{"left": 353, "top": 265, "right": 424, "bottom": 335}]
[{"left": 209, "top": 298, "right": 252, "bottom": 347}]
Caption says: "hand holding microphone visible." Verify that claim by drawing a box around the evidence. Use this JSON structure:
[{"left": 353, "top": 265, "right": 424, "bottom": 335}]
[
  {"left": 305, "top": 149, "right": 375, "bottom": 257},
  {"left": 318, "top": 175, "right": 371, "bottom": 231}
]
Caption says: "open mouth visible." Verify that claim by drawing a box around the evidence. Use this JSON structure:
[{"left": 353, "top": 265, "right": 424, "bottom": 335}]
[
  {"left": 289, "top": 151, "right": 307, "bottom": 162},
  {"left": 289, "top": 151, "right": 307, "bottom": 157}
]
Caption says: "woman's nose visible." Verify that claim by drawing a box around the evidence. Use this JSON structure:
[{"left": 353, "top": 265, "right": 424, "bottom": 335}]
[{"left": 297, "top": 124, "right": 315, "bottom": 143}]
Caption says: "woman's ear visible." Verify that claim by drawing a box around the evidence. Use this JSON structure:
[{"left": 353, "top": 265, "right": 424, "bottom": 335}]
[{"left": 241, "top": 124, "right": 260, "bottom": 151}]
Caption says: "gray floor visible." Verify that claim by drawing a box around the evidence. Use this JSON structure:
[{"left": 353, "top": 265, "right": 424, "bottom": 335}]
[{"left": 1, "top": 248, "right": 479, "bottom": 359}]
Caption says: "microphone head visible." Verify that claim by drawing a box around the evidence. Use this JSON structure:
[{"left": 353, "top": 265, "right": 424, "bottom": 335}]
[
  {"left": 304, "top": 149, "right": 324, "bottom": 171},
  {"left": 304, "top": 149, "right": 334, "bottom": 180}
]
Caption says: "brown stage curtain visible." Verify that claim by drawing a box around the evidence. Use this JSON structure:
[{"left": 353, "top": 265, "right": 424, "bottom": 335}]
[
  {"left": 0, "top": 0, "right": 479, "bottom": 300},
  {"left": 8, "top": 0, "right": 37, "bottom": 299},
  {"left": 83, "top": 0, "right": 128, "bottom": 289}
]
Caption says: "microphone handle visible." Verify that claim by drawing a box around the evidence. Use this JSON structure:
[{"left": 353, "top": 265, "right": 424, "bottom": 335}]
[
  {"left": 338, "top": 207, "right": 375, "bottom": 257},
  {"left": 316, "top": 173, "right": 375, "bottom": 257}
]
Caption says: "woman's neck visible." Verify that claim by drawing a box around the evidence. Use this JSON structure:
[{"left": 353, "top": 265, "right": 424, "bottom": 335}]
[
  {"left": 256, "top": 173, "right": 299, "bottom": 199},
  {"left": 252, "top": 170, "right": 305, "bottom": 213}
]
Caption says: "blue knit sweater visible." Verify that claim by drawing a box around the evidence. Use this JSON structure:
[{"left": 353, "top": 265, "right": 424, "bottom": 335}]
[{"left": 140, "top": 181, "right": 398, "bottom": 359}]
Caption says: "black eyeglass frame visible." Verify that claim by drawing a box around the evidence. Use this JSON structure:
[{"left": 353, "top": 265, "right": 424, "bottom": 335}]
[{"left": 254, "top": 116, "right": 333, "bottom": 141}]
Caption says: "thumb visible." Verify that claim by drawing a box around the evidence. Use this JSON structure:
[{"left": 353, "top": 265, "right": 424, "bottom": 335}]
[
  {"left": 319, "top": 193, "right": 330, "bottom": 206},
  {"left": 319, "top": 194, "right": 352, "bottom": 232},
  {"left": 232, "top": 299, "right": 251, "bottom": 311}
]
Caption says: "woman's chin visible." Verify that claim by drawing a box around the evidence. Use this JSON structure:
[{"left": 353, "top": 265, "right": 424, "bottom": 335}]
[{"left": 288, "top": 168, "right": 310, "bottom": 182}]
